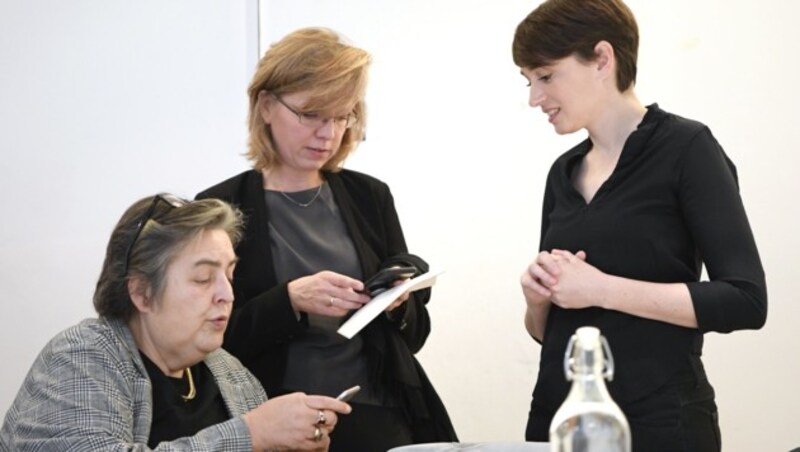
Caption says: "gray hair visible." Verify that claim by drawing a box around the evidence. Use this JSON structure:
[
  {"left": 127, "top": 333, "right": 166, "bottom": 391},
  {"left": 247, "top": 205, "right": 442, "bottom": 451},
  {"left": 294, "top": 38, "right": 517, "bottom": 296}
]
[{"left": 93, "top": 195, "right": 243, "bottom": 321}]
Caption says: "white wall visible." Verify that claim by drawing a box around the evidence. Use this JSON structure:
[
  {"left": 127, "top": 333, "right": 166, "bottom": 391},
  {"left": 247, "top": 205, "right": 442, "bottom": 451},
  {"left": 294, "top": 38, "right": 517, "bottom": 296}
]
[
  {"left": 0, "top": 0, "right": 257, "bottom": 420},
  {"left": 1, "top": 1, "right": 798, "bottom": 451},
  {"left": 259, "top": 1, "right": 797, "bottom": 451}
]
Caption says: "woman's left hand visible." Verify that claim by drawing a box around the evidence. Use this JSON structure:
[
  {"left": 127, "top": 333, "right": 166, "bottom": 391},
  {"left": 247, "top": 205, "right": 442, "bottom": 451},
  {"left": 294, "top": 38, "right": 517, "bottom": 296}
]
[
  {"left": 385, "top": 280, "right": 411, "bottom": 312},
  {"left": 545, "top": 249, "right": 607, "bottom": 310}
]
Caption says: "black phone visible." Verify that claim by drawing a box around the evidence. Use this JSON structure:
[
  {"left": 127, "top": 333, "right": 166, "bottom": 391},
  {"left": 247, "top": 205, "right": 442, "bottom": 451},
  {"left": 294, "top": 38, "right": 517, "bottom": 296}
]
[{"left": 361, "top": 266, "right": 417, "bottom": 296}]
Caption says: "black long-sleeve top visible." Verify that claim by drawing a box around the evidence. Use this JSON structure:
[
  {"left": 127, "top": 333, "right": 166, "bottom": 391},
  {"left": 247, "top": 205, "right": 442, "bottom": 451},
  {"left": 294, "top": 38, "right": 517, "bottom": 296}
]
[{"left": 532, "top": 104, "right": 767, "bottom": 410}]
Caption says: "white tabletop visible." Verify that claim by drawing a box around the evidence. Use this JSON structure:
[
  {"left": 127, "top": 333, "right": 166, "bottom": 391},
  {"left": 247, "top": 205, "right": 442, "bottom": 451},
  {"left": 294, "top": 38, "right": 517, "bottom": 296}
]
[{"left": 388, "top": 442, "right": 550, "bottom": 452}]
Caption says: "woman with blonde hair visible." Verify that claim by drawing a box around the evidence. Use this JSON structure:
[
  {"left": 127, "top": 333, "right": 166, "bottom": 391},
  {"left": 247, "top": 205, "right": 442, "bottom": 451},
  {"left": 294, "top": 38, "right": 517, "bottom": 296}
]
[{"left": 198, "top": 28, "right": 457, "bottom": 450}]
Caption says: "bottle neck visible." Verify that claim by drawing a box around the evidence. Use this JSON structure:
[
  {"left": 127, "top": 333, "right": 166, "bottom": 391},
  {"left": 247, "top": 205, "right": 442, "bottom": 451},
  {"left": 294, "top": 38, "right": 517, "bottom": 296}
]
[
  {"left": 565, "top": 339, "right": 614, "bottom": 402},
  {"left": 551, "top": 328, "right": 631, "bottom": 452},
  {"left": 566, "top": 368, "right": 613, "bottom": 402}
]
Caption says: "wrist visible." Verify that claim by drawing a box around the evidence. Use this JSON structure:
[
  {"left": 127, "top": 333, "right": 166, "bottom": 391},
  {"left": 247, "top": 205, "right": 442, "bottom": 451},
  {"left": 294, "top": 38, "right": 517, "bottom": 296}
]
[
  {"left": 525, "top": 302, "right": 548, "bottom": 319},
  {"left": 241, "top": 413, "right": 264, "bottom": 451},
  {"left": 385, "top": 303, "right": 408, "bottom": 330},
  {"left": 596, "top": 273, "right": 616, "bottom": 310},
  {"left": 286, "top": 280, "right": 300, "bottom": 313},
  {"left": 524, "top": 292, "right": 550, "bottom": 309}
]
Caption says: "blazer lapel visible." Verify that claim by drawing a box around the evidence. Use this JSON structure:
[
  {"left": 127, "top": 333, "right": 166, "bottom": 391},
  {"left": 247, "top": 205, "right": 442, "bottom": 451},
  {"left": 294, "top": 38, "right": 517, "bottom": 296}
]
[
  {"left": 326, "top": 172, "right": 380, "bottom": 278},
  {"left": 239, "top": 170, "right": 279, "bottom": 292}
]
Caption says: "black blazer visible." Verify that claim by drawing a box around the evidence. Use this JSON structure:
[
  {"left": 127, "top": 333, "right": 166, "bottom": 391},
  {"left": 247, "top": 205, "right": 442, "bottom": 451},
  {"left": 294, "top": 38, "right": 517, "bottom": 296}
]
[{"left": 197, "top": 168, "right": 457, "bottom": 441}]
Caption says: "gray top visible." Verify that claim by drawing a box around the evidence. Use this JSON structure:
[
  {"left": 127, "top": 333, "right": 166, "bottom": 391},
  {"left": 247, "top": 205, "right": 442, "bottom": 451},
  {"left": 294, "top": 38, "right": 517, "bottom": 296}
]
[
  {"left": 0, "top": 318, "right": 265, "bottom": 451},
  {"left": 265, "top": 182, "right": 385, "bottom": 405}
]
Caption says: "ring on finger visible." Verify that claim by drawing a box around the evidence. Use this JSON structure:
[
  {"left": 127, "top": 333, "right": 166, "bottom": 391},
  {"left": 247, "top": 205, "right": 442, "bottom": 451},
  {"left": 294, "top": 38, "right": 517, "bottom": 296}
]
[
  {"left": 316, "top": 409, "right": 326, "bottom": 426},
  {"left": 312, "top": 426, "right": 323, "bottom": 442}
]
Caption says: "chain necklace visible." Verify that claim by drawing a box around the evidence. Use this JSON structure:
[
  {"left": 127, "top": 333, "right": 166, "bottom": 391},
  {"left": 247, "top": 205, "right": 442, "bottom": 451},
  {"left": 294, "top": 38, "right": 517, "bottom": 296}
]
[
  {"left": 279, "top": 183, "right": 324, "bottom": 207},
  {"left": 181, "top": 367, "right": 196, "bottom": 402}
]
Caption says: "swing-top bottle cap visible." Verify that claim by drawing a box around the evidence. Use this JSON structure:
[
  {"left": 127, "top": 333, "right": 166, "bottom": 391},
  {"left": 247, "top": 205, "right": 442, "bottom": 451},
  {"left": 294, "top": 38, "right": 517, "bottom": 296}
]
[
  {"left": 563, "top": 326, "right": 614, "bottom": 380},
  {"left": 575, "top": 326, "right": 601, "bottom": 348}
]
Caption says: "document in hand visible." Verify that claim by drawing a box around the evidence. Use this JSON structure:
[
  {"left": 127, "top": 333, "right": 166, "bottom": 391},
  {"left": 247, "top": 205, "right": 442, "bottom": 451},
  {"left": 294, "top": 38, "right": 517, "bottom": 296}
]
[{"left": 337, "top": 269, "right": 444, "bottom": 339}]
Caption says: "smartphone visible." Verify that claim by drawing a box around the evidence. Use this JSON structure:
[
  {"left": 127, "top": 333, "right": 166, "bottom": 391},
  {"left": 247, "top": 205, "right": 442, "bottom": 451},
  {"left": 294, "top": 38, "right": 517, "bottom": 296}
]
[
  {"left": 336, "top": 385, "right": 361, "bottom": 402},
  {"left": 362, "top": 266, "right": 417, "bottom": 296}
]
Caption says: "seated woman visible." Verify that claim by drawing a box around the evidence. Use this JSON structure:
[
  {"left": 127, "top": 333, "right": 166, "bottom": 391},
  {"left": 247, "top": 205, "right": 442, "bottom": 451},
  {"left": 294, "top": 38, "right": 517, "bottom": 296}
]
[{"left": 0, "top": 194, "right": 350, "bottom": 451}]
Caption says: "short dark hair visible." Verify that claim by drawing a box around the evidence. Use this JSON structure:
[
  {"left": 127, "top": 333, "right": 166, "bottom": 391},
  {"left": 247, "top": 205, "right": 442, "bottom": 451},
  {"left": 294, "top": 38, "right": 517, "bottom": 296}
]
[
  {"left": 512, "top": 0, "right": 639, "bottom": 92},
  {"left": 93, "top": 196, "right": 243, "bottom": 321}
]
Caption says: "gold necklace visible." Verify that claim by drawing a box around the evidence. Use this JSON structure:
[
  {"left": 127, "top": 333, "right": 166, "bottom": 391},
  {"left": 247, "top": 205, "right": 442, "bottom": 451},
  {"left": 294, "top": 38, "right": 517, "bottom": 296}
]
[{"left": 182, "top": 367, "right": 196, "bottom": 402}]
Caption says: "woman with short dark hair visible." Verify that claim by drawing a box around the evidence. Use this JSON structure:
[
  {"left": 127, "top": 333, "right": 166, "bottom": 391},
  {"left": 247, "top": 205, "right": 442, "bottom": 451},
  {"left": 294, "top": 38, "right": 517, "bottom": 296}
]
[{"left": 513, "top": 1, "right": 767, "bottom": 450}]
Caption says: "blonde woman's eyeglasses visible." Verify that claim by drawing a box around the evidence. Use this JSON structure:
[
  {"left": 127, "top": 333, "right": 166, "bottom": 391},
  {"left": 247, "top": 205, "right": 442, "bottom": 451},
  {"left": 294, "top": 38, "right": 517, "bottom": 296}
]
[{"left": 273, "top": 95, "right": 357, "bottom": 130}]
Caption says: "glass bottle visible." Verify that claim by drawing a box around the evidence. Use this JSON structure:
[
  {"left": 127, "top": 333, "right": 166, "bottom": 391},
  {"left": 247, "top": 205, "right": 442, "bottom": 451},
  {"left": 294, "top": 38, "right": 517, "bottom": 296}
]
[{"left": 549, "top": 326, "right": 631, "bottom": 452}]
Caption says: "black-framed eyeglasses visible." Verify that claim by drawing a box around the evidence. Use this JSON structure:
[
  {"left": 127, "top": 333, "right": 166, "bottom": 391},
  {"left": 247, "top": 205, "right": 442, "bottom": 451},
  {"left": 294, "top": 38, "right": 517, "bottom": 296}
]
[
  {"left": 273, "top": 95, "right": 358, "bottom": 130},
  {"left": 123, "top": 193, "right": 188, "bottom": 275}
]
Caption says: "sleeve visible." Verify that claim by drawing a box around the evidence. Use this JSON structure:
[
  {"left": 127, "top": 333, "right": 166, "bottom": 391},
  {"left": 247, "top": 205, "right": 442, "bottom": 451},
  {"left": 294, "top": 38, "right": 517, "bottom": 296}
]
[
  {"left": 677, "top": 127, "right": 768, "bottom": 333},
  {"left": 539, "top": 166, "right": 557, "bottom": 251},
  {"left": 223, "top": 283, "right": 303, "bottom": 364},
  {"left": 196, "top": 177, "right": 305, "bottom": 365},
  {"left": 375, "top": 185, "right": 432, "bottom": 354},
  {"left": 2, "top": 333, "right": 253, "bottom": 452}
]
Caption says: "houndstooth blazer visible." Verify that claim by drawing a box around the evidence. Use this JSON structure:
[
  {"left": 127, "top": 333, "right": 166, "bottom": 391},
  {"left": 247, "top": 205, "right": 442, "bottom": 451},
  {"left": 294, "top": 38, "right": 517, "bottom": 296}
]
[{"left": 0, "top": 317, "right": 267, "bottom": 451}]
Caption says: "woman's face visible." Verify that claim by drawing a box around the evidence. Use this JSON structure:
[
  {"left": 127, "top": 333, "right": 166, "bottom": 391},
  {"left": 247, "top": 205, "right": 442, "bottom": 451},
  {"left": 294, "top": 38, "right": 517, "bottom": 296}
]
[
  {"left": 261, "top": 90, "right": 353, "bottom": 176},
  {"left": 521, "top": 55, "right": 602, "bottom": 135},
  {"left": 136, "top": 228, "right": 237, "bottom": 370}
]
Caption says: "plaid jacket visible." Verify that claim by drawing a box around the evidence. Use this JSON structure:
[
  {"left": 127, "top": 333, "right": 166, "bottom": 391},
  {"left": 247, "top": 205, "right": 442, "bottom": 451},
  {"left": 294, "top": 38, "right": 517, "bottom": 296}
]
[{"left": 0, "top": 318, "right": 266, "bottom": 451}]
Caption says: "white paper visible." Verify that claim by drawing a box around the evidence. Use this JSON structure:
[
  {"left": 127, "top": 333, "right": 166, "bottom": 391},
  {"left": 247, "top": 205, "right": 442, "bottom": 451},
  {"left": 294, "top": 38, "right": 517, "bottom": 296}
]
[{"left": 337, "top": 269, "right": 444, "bottom": 339}]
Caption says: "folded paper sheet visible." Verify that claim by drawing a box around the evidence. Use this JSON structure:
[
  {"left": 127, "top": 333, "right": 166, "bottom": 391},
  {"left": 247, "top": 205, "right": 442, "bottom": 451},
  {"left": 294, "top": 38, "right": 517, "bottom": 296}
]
[{"left": 337, "top": 269, "right": 444, "bottom": 339}]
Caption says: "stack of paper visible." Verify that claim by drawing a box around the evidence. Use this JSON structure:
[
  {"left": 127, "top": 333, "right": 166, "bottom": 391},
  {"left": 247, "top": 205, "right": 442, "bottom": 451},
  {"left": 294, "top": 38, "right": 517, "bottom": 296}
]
[{"left": 337, "top": 269, "right": 444, "bottom": 339}]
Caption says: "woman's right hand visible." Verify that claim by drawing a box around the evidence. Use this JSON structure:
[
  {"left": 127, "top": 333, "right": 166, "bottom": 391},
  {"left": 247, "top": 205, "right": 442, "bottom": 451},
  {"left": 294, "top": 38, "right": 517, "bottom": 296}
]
[
  {"left": 521, "top": 251, "right": 565, "bottom": 341},
  {"left": 243, "top": 392, "right": 351, "bottom": 451},
  {"left": 520, "top": 251, "right": 561, "bottom": 307},
  {"left": 520, "top": 250, "right": 588, "bottom": 307},
  {"left": 288, "top": 270, "right": 372, "bottom": 317}
]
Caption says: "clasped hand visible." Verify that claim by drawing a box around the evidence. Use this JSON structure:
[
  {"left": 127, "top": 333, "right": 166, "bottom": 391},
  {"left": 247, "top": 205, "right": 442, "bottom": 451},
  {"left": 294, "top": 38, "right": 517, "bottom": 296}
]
[{"left": 520, "top": 249, "right": 605, "bottom": 310}]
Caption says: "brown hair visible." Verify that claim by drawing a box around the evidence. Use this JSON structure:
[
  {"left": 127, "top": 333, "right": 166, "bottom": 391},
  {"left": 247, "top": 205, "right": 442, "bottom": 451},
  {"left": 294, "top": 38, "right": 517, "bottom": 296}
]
[
  {"left": 512, "top": 0, "right": 639, "bottom": 92},
  {"left": 93, "top": 195, "right": 243, "bottom": 321},
  {"left": 246, "top": 27, "right": 371, "bottom": 172}
]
